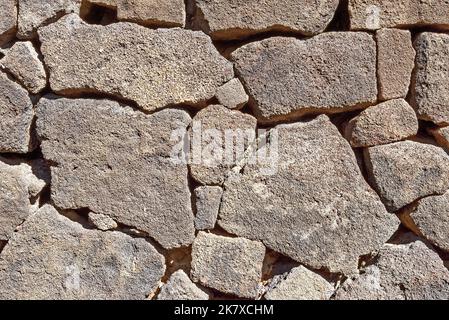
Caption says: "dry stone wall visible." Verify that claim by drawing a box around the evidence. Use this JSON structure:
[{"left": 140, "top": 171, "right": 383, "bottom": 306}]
[{"left": 1, "top": 0, "right": 449, "bottom": 300}]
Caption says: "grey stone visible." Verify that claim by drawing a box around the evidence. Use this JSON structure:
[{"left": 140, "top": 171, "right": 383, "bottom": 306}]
[
  {"left": 36, "top": 97, "right": 195, "bottom": 249},
  {"left": 194, "top": 186, "right": 223, "bottom": 231},
  {"left": 88, "top": 212, "right": 118, "bottom": 231},
  {"left": 0, "top": 0, "right": 17, "bottom": 45},
  {"left": 158, "top": 270, "right": 209, "bottom": 300},
  {"left": 232, "top": 33, "right": 377, "bottom": 123},
  {"left": 0, "top": 205, "right": 166, "bottom": 299},
  {"left": 365, "top": 141, "right": 449, "bottom": 212},
  {"left": 215, "top": 78, "right": 249, "bottom": 110},
  {"left": 191, "top": 232, "right": 265, "bottom": 299}
]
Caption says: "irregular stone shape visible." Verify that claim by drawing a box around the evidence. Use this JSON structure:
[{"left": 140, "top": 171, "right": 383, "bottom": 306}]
[
  {"left": 39, "top": 14, "right": 233, "bottom": 112},
  {"left": 335, "top": 236, "right": 449, "bottom": 300},
  {"left": 377, "top": 29, "right": 415, "bottom": 101},
  {"left": 88, "top": 212, "right": 118, "bottom": 231},
  {"left": 365, "top": 141, "right": 449, "bottom": 212},
  {"left": 189, "top": 105, "right": 257, "bottom": 185},
  {"left": 0, "top": 205, "right": 166, "bottom": 299},
  {"left": 429, "top": 126, "right": 449, "bottom": 150},
  {"left": 0, "top": 72, "right": 35, "bottom": 153},
  {"left": 194, "top": 186, "right": 223, "bottom": 230},
  {"left": 345, "top": 99, "right": 418, "bottom": 148},
  {"left": 18, "top": 0, "right": 81, "bottom": 39},
  {"left": 215, "top": 78, "right": 248, "bottom": 110},
  {"left": 36, "top": 97, "right": 195, "bottom": 249},
  {"left": 219, "top": 115, "right": 398, "bottom": 275},
  {"left": 0, "top": 0, "right": 17, "bottom": 45},
  {"left": 232, "top": 33, "right": 377, "bottom": 123},
  {"left": 191, "top": 232, "right": 265, "bottom": 298},
  {"left": 265, "top": 266, "right": 334, "bottom": 300},
  {"left": 194, "top": 0, "right": 339, "bottom": 40},
  {"left": 1, "top": 41, "right": 47, "bottom": 94},
  {"left": 0, "top": 159, "right": 46, "bottom": 240},
  {"left": 349, "top": 0, "right": 449, "bottom": 30},
  {"left": 158, "top": 270, "right": 209, "bottom": 300},
  {"left": 413, "top": 33, "right": 449, "bottom": 125}
]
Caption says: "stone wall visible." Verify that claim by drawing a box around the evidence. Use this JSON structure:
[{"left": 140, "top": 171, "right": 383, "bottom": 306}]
[{"left": 1, "top": 0, "right": 449, "bottom": 300}]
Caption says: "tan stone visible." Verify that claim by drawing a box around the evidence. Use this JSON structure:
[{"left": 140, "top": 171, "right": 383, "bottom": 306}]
[
  {"left": 429, "top": 126, "right": 449, "bottom": 150},
  {"left": 215, "top": 78, "right": 249, "bottom": 110},
  {"left": 158, "top": 270, "right": 209, "bottom": 300},
  {"left": 194, "top": 186, "right": 223, "bottom": 231},
  {"left": 88, "top": 212, "right": 118, "bottom": 231},
  {"left": 0, "top": 0, "right": 17, "bottom": 45}
]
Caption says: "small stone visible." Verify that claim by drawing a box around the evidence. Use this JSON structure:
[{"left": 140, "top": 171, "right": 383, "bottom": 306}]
[
  {"left": 158, "top": 270, "right": 209, "bottom": 300},
  {"left": 0, "top": 72, "right": 35, "bottom": 154},
  {"left": 194, "top": 186, "right": 223, "bottom": 231},
  {"left": 345, "top": 99, "right": 418, "bottom": 147},
  {"left": 189, "top": 105, "right": 257, "bottom": 185},
  {"left": 191, "top": 232, "right": 265, "bottom": 299},
  {"left": 88, "top": 212, "right": 118, "bottom": 231},
  {"left": 335, "top": 235, "right": 449, "bottom": 300},
  {"left": 1, "top": 41, "right": 47, "bottom": 94},
  {"left": 349, "top": 0, "right": 449, "bottom": 30},
  {"left": 265, "top": 266, "right": 334, "bottom": 300},
  {"left": 194, "top": 0, "right": 339, "bottom": 40},
  {"left": 232, "top": 33, "right": 377, "bottom": 123},
  {"left": 0, "top": 205, "right": 166, "bottom": 299},
  {"left": 413, "top": 33, "right": 449, "bottom": 125},
  {"left": 38, "top": 14, "right": 233, "bottom": 112},
  {"left": 365, "top": 141, "right": 449, "bottom": 212},
  {"left": 0, "top": 0, "right": 17, "bottom": 45},
  {"left": 216, "top": 78, "right": 249, "bottom": 110},
  {"left": 377, "top": 29, "right": 415, "bottom": 101},
  {"left": 18, "top": 0, "right": 81, "bottom": 39},
  {"left": 429, "top": 126, "right": 449, "bottom": 150}
]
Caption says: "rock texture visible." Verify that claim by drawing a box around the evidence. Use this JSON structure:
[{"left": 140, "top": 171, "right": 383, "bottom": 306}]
[
  {"left": 429, "top": 126, "right": 449, "bottom": 150},
  {"left": 219, "top": 115, "right": 398, "bottom": 275},
  {"left": 215, "top": 79, "right": 249, "bottom": 110},
  {"left": 38, "top": 14, "right": 233, "bottom": 112},
  {"left": 232, "top": 33, "right": 377, "bottom": 123},
  {"left": 158, "top": 270, "right": 209, "bottom": 300},
  {"left": 0, "top": 205, "right": 166, "bottom": 300},
  {"left": 345, "top": 99, "right": 418, "bottom": 147},
  {"left": 0, "top": 0, "right": 17, "bottom": 45},
  {"left": 88, "top": 212, "right": 118, "bottom": 231},
  {"left": 194, "top": 186, "right": 223, "bottom": 231},
  {"left": 36, "top": 97, "right": 195, "bottom": 249}
]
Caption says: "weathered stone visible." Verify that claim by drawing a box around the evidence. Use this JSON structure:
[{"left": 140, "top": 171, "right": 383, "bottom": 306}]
[
  {"left": 265, "top": 266, "right": 334, "bottom": 300},
  {"left": 0, "top": 0, "right": 17, "bottom": 45},
  {"left": 232, "top": 33, "right": 377, "bottom": 123},
  {"left": 215, "top": 78, "right": 249, "bottom": 110},
  {"left": 365, "top": 141, "right": 449, "bottom": 212},
  {"left": 88, "top": 212, "right": 118, "bottom": 231},
  {"left": 1, "top": 41, "right": 47, "bottom": 94},
  {"left": 38, "top": 14, "right": 233, "bottom": 112},
  {"left": 0, "top": 205, "right": 165, "bottom": 299},
  {"left": 0, "top": 72, "right": 35, "bottom": 154},
  {"left": 189, "top": 105, "right": 257, "bottom": 185},
  {"left": 36, "top": 97, "right": 195, "bottom": 249},
  {"left": 377, "top": 29, "right": 415, "bottom": 101},
  {"left": 219, "top": 115, "right": 398, "bottom": 275},
  {"left": 18, "top": 0, "right": 81, "bottom": 39},
  {"left": 429, "top": 126, "right": 449, "bottom": 150},
  {"left": 335, "top": 236, "right": 449, "bottom": 300},
  {"left": 191, "top": 232, "right": 265, "bottom": 298},
  {"left": 349, "top": 0, "right": 449, "bottom": 30},
  {"left": 0, "top": 159, "right": 46, "bottom": 240},
  {"left": 194, "top": 186, "right": 223, "bottom": 231},
  {"left": 413, "top": 32, "right": 449, "bottom": 125},
  {"left": 345, "top": 99, "right": 418, "bottom": 148},
  {"left": 158, "top": 270, "right": 209, "bottom": 300},
  {"left": 194, "top": 0, "right": 339, "bottom": 40}
]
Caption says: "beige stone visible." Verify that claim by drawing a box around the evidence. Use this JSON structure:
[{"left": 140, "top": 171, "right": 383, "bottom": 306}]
[
  {"left": 158, "top": 270, "right": 209, "bottom": 300},
  {"left": 215, "top": 78, "right": 249, "bottom": 110},
  {"left": 194, "top": 186, "right": 223, "bottom": 231},
  {"left": 429, "top": 126, "right": 449, "bottom": 150},
  {"left": 88, "top": 212, "right": 118, "bottom": 231},
  {"left": 0, "top": 0, "right": 17, "bottom": 45}
]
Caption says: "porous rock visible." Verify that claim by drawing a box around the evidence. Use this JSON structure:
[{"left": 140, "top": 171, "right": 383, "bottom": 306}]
[
  {"left": 0, "top": 0, "right": 17, "bottom": 45},
  {"left": 158, "top": 270, "right": 209, "bottom": 300},
  {"left": 88, "top": 212, "right": 118, "bottom": 231},
  {"left": 215, "top": 78, "right": 249, "bottom": 110},
  {"left": 194, "top": 186, "right": 223, "bottom": 231}
]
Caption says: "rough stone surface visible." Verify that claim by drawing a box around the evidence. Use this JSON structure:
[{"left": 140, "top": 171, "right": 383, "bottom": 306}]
[
  {"left": 215, "top": 78, "right": 249, "bottom": 110},
  {"left": 36, "top": 97, "right": 195, "bottom": 249},
  {"left": 38, "top": 14, "right": 234, "bottom": 112},
  {"left": 158, "top": 270, "right": 209, "bottom": 300},
  {"left": 429, "top": 126, "right": 449, "bottom": 150},
  {"left": 194, "top": 186, "right": 223, "bottom": 231},
  {"left": 0, "top": 72, "right": 35, "bottom": 154},
  {"left": 0, "top": 205, "right": 166, "bottom": 300},
  {"left": 345, "top": 99, "right": 419, "bottom": 147},
  {"left": 219, "top": 115, "right": 399, "bottom": 275},
  {"left": 335, "top": 236, "right": 449, "bottom": 300},
  {"left": 88, "top": 212, "right": 118, "bottom": 231},
  {"left": 265, "top": 266, "right": 334, "bottom": 300},
  {"left": 365, "top": 141, "right": 449, "bottom": 212},
  {"left": 18, "top": 0, "right": 81, "bottom": 39},
  {"left": 232, "top": 33, "right": 377, "bottom": 123},
  {"left": 189, "top": 105, "right": 257, "bottom": 185},
  {"left": 191, "top": 232, "right": 265, "bottom": 299},
  {"left": 377, "top": 29, "right": 415, "bottom": 101},
  {"left": 194, "top": 0, "right": 339, "bottom": 40},
  {"left": 0, "top": 0, "right": 17, "bottom": 45},
  {"left": 1, "top": 41, "right": 47, "bottom": 94},
  {"left": 349, "top": 0, "right": 449, "bottom": 30}
]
